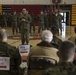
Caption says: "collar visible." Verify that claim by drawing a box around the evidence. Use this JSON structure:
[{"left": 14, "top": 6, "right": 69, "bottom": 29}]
[{"left": 37, "top": 41, "right": 53, "bottom": 47}]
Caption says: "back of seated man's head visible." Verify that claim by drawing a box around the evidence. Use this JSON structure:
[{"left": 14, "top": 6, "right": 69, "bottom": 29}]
[
  {"left": 0, "top": 29, "right": 7, "bottom": 42},
  {"left": 42, "top": 30, "right": 53, "bottom": 43},
  {"left": 58, "top": 41, "right": 75, "bottom": 62}
]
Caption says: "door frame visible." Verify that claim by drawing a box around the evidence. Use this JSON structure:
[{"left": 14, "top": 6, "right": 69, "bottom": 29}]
[
  {"left": 60, "top": 10, "right": 71, "bottom": 26},
  {"left": 60, "top": 10, "right": 71, "bottom": 35}
]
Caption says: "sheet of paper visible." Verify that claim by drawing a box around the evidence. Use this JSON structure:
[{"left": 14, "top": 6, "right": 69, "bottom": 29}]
[
  {"left": 19, "top": 44, "right": 30, "bottom": 54},
  {"left": 0, "top": 57, "right": 10, "bottom": 70}
]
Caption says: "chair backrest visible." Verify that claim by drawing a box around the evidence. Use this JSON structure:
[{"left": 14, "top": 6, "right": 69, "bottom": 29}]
[{"left": 28, "top": 57, "right": 57, "bottom": 70}]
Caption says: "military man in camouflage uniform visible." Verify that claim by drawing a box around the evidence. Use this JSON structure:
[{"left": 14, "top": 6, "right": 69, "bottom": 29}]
[
  {"left": 38, "top": 11, "right": 45, "bottom": 34},
  {"left": 43, "top": 41, "right": 76, "bottom": 75},
  {"left": 30, "top": 13, "right": 36, "bottom": 34},
  {"left": 2, "top": 12, "right": 7, "bottom": 28},
  {"left": 0, "top": 29, "right": 21, "bottom": 75},
  {"left": 52, "top": 12, "right": 63, "bottom": 35},
  {"left": 52, "top": 12, "right": 59, "bottom": 34},
  {"left": 44, "top": 11, "right": 50, "bottom": 30},
  {"left": 19, "top": 8, "right": 31, "bottom": 45},
  {"left": 12, "top": 11, "right": 18, "bottom": 35}
]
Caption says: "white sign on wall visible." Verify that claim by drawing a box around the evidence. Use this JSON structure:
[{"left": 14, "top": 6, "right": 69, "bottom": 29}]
[
  {"left": 0, "top": 57, "right": 10, "bottom": 70},
  {"left": 19, "top": 45, "right": 30, "bottom": 54}
]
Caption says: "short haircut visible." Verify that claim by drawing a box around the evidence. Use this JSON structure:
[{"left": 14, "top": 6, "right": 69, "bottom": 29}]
[
  {"left": 59, "top": 40, "right": 75, "bottom": 61},
  {"left": 42, "top": 30, "right": 53, "bottom": 42},
  {"left": 0, "top": 29, "right": 7, "bottom": 39}
]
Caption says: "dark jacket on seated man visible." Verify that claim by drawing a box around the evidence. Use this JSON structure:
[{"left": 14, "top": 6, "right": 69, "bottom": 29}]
[
  {"left": 51, "top": 35, "right": 62, "bottom": 49},
  {"left": 0, "top": 29, "right": 21, "bottom": 75},
  {"left": 0, "top": 42, "right": 21, "bottom": 75},
  {"left": 43, "top": 41, "right": 76, "bottom": 75}
]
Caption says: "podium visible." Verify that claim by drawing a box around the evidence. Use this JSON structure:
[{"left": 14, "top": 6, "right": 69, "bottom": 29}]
[{"left": 19, "top": 44, "right": 30, "bottom": 62}]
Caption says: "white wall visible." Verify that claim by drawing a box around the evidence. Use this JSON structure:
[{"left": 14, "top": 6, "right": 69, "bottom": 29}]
[
  {"left": 0, "top": 0, "right": 14, "bottom": 4},
  {"left": 0, "top": 0, "right": 76, "bottom": 5},
  {"left": 63, "top": 0, "right": 76, "bottom": 4}
]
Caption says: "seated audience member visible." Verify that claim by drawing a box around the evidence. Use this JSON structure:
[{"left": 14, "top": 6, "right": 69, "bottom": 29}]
[
  {"left": 27, "top": 30, "right": 59, "bottom": 75},
  {"left": 43, "top": 41, "right": 76, "bottom": 75},
  {"left": 51, "top": 26, "right": 62, "bottom": 49},
  {"left": 68, "top": 26, "right": 76, "bottom": 45},
  {"left": 27, "top": 30, "right": 59, "bottom": 63},
  {"left": 0, "top": 29, "right": 21, "bottom": 75}
]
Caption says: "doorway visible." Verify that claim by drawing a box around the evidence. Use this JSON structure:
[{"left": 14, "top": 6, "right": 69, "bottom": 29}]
[{"left": 60, "top": 10, "right": 71, "bottom": 38}]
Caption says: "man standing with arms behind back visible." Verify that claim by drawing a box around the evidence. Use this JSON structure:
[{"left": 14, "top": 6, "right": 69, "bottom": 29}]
[{"left": 19, "top": 8, "right": 31, "bottom": 45}]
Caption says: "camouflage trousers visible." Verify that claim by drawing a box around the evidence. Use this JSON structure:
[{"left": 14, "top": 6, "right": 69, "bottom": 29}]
[{"left": 21, "top": 29, "right": 30, "bottom": 44}]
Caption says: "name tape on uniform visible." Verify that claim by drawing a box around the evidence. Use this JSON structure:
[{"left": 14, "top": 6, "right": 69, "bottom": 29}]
[
  {"left": 19, "top": 44, "right": 30, "bottom": 53},
  {"left": 0, "top": 57, "right": 10, "bottom": 70}
]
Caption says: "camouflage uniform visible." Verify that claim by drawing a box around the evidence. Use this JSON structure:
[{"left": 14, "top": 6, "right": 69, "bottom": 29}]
[
  {"left": 2, "top": 13, "right": 7, "bottom": 28},
  {"left": 19, "top": 13, "right": 31, "bottom": 44},
  {"left": 52, "top": 13, "right": 63, "bottom": 34},
  {"left": 12, "top": 13, "right": 18, "bottom": 35},
  {"left": 44, "top": 13, "right": 50, "bottom": 30},
  {"left": 52, "top": 14, "right": 59, "bottom": 30},
  {"left": 38, "top": 14, "right": 45, "bottom": 34},
  {"left": 0, "top": 42, "right": 21, "bottom": 75},
  {"left": 44, "top": 62, "right": 76, "bottom": 75},
  {"left": 30, "top": 14, "right": 36, "bottom": 33},
  {"left": 17, "top": 13, "right": 21, "bottom": 33},
  {"left": 7, "top": 13, "right": 12, "bottom": 27}
]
